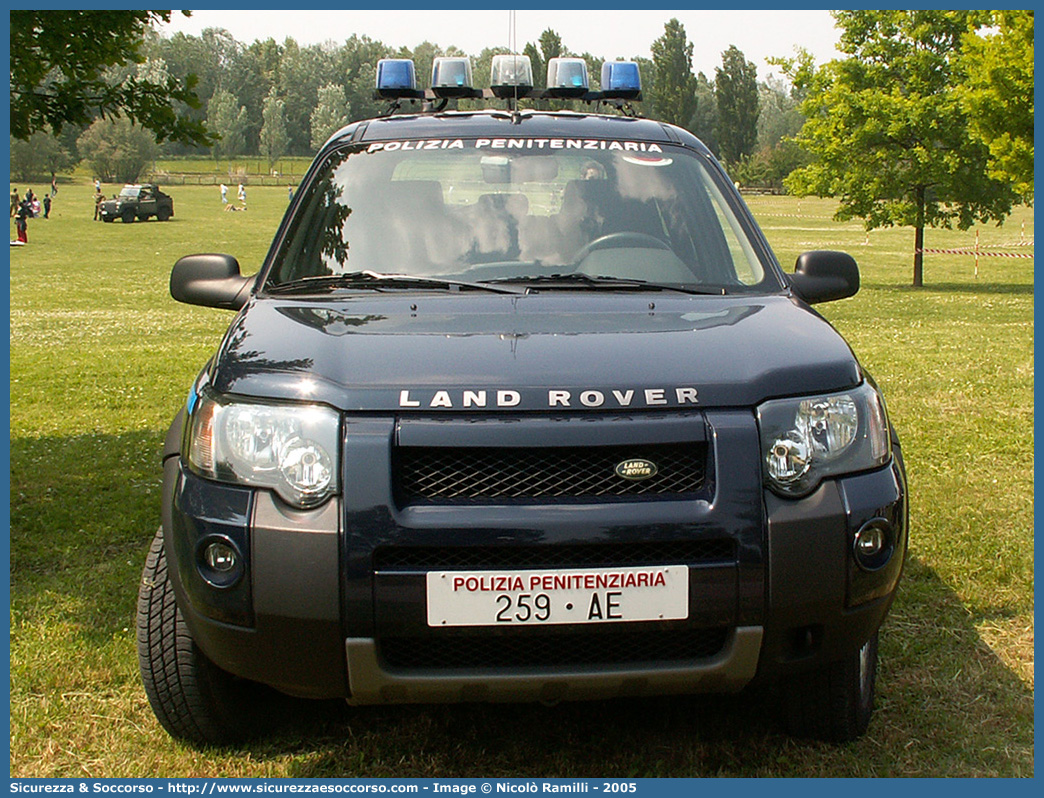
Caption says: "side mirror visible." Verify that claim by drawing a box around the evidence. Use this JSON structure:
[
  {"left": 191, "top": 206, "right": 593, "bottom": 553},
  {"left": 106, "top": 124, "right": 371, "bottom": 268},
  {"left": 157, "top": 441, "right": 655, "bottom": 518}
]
[
  {"left": 789, "top": 250, "right": 860, "bottom": 304},
  {"left": 170, "top": 254, "right": 254, "bottom": 310}
]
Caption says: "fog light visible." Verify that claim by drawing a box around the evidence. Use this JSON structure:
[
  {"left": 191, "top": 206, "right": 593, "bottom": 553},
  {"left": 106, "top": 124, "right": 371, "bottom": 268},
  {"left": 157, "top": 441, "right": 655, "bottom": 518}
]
[
  {"left": 853, "top": 520, "right": 893, "bottom": 571},
  {"left": 204, "top": 541, "right": 237, "bottom": 572},
  {"left": 198, "top": 538, "right": 244, "bottom": 588},
  {"left": 856, "top": 527, "right": 884, "bottom": 557}
]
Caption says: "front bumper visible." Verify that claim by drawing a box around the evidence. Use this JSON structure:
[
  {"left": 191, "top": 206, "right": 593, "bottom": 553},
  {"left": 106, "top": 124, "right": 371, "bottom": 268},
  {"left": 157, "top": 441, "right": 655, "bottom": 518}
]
[{"left": 162, "top": 409, "right": 907, "bottom": 701}]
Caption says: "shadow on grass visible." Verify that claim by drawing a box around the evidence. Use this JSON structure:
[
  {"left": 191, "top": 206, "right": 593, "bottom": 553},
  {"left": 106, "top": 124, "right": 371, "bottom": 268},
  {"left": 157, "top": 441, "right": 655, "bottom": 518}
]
[
  {"left": 270, "top": 560, "right": 1031, "bottom": 777},
  {"left": 9, "top": 432, "right": 1034, "bottom": 776},
  {"left": 10, "top": 430, "right": 166, "bottom": 640}
]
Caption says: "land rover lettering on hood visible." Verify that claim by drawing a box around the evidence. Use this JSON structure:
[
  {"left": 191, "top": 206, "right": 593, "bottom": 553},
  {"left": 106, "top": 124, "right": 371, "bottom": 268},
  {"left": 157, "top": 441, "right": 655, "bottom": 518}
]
[{"left": 137, "top": 55, "right": 907, "bottom": 748}]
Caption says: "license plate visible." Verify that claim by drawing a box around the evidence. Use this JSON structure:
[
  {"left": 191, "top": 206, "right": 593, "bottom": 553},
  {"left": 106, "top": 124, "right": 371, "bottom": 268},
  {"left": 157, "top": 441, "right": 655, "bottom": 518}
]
[{"left": 426, "top": 565, "right": 689, "bottom": 627}]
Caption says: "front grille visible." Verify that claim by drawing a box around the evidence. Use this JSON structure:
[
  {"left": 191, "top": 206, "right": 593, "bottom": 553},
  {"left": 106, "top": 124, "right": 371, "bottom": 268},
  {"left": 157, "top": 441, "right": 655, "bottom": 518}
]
[
  {"left": 373, "top": 540, "right": 735, "bottom": 571},
  {"left": 379, "top": 627, "right": 730, "bottom": 669},
  {"left": 396, "top": 442, "right": 707, "bottom": 503}
]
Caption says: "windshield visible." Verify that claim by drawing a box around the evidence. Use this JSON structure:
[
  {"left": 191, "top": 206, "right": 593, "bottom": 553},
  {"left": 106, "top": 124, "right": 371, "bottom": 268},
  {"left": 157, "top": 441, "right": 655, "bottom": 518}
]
[
  {"left": 266, "top": 138, "right": 779, "bottom": 292},
  {"left": 119, "top": 186, "right": 140, "bottom": 198}
]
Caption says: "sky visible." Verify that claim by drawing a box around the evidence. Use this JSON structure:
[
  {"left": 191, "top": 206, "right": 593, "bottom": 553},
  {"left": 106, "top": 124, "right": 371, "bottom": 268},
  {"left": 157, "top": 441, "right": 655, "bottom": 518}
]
[{"left": 156, "top": 9, "right": 842, "bottom": 82}]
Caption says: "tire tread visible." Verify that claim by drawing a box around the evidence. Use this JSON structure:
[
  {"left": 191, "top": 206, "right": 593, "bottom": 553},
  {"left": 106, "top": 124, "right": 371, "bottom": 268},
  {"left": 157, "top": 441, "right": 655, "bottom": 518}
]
[
  {"left": 136, "top": 528, "right": 264, "bottom": 746},
  {"left": 780, "top": 633, "right": 878, "bottom": 742}
]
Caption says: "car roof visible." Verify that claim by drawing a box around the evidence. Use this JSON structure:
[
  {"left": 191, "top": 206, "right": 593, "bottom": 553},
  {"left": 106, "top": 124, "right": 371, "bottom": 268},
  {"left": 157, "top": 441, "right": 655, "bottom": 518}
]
[{"left": 326, "top": 110, "right": 712, "bottom": 157}]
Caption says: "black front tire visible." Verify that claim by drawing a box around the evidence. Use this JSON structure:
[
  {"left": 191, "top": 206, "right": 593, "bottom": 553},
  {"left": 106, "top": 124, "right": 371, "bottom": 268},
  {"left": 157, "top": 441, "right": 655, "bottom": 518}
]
[
  {"left": 136, "top": 527, "right": 276, "bottom": 746},
  {"left": 121, "top": 209, "right": 135, "bottom": 223},
  {"left": 780, "top": 632, "right": 879, "bottom": 742}
]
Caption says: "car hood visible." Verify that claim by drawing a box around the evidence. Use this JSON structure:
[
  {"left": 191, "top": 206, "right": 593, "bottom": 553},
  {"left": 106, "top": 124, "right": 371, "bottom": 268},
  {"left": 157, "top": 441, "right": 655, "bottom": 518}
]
[{"left": 206, "top": 292, "right": 861, "bottom": 412}]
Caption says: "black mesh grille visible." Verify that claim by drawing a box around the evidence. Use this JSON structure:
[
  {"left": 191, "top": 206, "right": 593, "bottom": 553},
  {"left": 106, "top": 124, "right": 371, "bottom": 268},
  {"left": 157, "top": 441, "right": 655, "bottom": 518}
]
[
  {"left": 379, "top": 628, "right": 730, "bottom": 669},
  {"left": 373, "top": 540, "right": 735, "bottom": 571},
  {"left": 396, "top": 443, "right": 707, "bottom": 502}
]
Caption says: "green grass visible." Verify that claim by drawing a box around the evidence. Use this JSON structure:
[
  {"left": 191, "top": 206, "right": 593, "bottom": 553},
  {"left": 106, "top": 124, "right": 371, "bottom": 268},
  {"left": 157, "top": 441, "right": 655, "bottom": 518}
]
[{"left": 9, "top": 184, "right": 1033, "bottom": 777}]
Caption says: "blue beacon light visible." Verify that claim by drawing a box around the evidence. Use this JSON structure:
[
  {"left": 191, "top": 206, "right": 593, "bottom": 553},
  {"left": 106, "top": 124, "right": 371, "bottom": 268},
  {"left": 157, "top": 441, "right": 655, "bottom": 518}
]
[
  {"left": 600, "top": 61, "right": 642, "bottom": 99},
  {"left": 375, "top": 59, "right": 419, "bottom": 98}
]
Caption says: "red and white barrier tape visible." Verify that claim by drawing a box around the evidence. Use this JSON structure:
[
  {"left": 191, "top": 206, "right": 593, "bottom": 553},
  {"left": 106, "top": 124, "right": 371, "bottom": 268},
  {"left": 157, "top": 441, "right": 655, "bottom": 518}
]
[
  {"left": 917, "top": 248, "right": 1034, "bottom": 258},
  {"left": 756, "top": 213, "right": 833, "bottom": 219}
]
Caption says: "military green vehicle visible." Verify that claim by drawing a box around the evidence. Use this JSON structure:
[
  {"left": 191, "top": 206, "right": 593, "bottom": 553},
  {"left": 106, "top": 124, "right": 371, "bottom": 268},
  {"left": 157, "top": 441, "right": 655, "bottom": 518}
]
[{"left": 100, "top": 184, "right": 174, "bottom": 223}]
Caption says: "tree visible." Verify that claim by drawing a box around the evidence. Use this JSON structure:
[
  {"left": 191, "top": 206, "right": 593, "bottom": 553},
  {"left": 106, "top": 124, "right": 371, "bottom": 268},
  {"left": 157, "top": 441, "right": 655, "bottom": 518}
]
[
  {"left": 649, "top": 19, "right": 697, "bottom": 129},
  {"left": 229, "top": 38, "right": 283, "bottom": 155},
  {"left": 631, "top": 56, "right": 657, "bottom": 113},
  {"left": 756, "top": 75, "right": 802, "bottom": 152},
  {"left": 960, "top": 10, "right": 1034, "bottom": 202},
  {"left": 715, "top": 46, "right": 760, "bottom": 165},
  {"left": 690, "top": 72, "right": 719, "bottom": 155},
  {"left": 10, "top": 11, "right": 211, "bottom": 147},
  {"left": 576, "top": 52, "right": 603, "bottom": 91},
  {"left": 523, "top": 42, "right": 544, "bottom": 90},
  {"left": 10, "top": 130, "right": 73, "bottom": 182},
  {"left": 467, "top": 46, "right": 512, "bottom": 111},
  {"left": 517, "top": 30, "right": 564, "bottom": 111},
  {"left": 277, "top": 39, "right": 330, "bottom": 155},
  {"left": 783, "top": 10, "right": 1018, "bottom": 286},
  {"left": 336, "top": 35, "right": 391, "bottom": 124},
  {"left": 259, "top": 87, "right": 289, "bottom": 169},
  {"left": 143, "top": 29, "right": 222, "bottom": 155},
  {"left": 207, "top": 89, "right": 249, "bottom": 160},
  {"left": 311, "top": 83, "right": 350, "bottom": 150},
  {"left": 538, "top": 29, "right": 563, "bottom": 71},
  {"left": 403, "top": 41, "right": 444, "bottom": 92},
  {"left": 76, "top": 116, "right": 159, "bottom": 183}
]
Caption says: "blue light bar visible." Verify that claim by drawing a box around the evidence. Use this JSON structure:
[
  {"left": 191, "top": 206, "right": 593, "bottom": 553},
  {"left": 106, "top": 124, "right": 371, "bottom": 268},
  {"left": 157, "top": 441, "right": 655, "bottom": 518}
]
[
  {"left": 375, "top": 59, "right": 420, "bottom": 99},
  {"left": 430, "top": 57, "right": 475, "bottom": 98},
  {"left": 545, "top": 57, "right": 589, "bottom": 98},
  {"left": 600, "top": 61, "right": 642, "bottom": 99}
]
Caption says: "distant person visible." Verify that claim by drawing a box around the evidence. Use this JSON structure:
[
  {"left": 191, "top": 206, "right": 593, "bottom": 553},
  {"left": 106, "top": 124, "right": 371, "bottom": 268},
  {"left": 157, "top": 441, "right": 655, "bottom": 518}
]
[
  {"left": 31, "top": 197, "right": 41, "bottom": 217},
  {"left": 220, "top": 183, "right": 228, "bottom": 204},
  {"left": 50, "top": 174, "right": 58, "bottom": 196},
  {"left": 94, "top": 178, "right": 101, "bottom": 193},
  {"left": 43, "top": 194, "right": 51, "bottom": 218},
  {"left": 15, "top": 199, "right": 30, "bottom": 243},
  {"left": 94, "top": 191, "right": 104, "bottom": 220},
  {"left": 288, "top": 185, "right": 294, "bottom": 202},
  {"left": 238, "top": 183, "right": 246, "bottom": 203},
  {"left": 225, "top": 203, "right": 247, "bottom": 212},
  {"left": 11, "top": 188, "right": 19, "bottom": 217}
]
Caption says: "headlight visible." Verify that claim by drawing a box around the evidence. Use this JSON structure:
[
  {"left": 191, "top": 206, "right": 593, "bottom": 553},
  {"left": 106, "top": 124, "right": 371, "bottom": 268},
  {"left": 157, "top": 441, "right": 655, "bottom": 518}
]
[
  {"left": 185, "top": 391, "right": 340, "bottom": 508},
  {"left": 757, "top": 382, "right": 890, "bottom": 497}
]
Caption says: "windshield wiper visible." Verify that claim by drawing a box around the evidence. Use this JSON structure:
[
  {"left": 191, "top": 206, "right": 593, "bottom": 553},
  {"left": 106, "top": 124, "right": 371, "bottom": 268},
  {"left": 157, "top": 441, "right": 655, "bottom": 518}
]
[
  {"left": 483, "top": 273, "right": 728, "bottom": 295},
  {"left": 266, "top": 270, "right": 525, "bottom": 296}
]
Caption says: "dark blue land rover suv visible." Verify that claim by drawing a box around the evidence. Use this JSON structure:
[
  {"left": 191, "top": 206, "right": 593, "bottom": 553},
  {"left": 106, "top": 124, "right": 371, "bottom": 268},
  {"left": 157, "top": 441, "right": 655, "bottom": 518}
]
[{"left": 137, "top": 56, "right": 907, "bottom": 746}]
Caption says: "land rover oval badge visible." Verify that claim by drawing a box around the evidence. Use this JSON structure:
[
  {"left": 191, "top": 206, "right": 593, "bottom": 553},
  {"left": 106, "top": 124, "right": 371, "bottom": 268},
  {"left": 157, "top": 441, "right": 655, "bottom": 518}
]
[{"left": 615, "top": 458, "right": 658, "bottom": 481}]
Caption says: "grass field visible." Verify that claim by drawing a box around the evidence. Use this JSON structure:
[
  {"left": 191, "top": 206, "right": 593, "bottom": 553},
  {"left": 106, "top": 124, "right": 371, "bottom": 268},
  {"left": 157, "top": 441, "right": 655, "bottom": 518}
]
[
  {"left": 69, "top": 156, "right": 315, "bottom": 183},
  {"left": 8, "top": 180, "right": 1034, "bottom": 777}
]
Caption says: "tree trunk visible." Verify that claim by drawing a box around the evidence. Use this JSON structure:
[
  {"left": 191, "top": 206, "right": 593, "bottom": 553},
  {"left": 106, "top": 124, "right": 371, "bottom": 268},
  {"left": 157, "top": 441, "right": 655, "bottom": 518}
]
[{"left": 913, "top": 185, "right": 925, "bottom": 287}]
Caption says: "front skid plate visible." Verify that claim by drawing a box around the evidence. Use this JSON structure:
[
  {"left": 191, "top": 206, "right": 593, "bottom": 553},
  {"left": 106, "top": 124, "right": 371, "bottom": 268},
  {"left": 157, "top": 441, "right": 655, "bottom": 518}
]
[{"left": 344, "top": 625, "right": 763, "bottom": 705}]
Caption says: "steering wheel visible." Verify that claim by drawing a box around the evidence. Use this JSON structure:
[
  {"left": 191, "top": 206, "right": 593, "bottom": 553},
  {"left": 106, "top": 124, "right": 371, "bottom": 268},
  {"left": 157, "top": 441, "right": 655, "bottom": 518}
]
[{"left": 573, "top": 232, "right": 671, "bottom": 263}]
